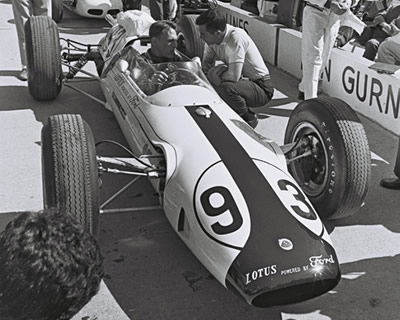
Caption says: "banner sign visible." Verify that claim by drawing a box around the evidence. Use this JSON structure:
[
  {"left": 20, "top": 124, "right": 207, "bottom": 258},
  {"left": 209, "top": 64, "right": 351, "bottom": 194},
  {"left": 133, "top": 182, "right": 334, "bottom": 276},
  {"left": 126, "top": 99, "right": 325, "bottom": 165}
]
[
  {"left": 216, "top": 0, "right": 399, "bottom": 135},
  {"left": 217, "top": 2, "right": 280, "bottom": 64},
  {"left": 322, "top": 49, "right": 400, "bottom": 135}
]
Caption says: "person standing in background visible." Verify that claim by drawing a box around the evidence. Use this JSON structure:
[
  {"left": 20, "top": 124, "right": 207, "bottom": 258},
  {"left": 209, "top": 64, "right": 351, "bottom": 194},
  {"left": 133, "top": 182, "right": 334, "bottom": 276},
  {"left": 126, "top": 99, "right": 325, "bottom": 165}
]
[
  {"left": 376, "top": 31, "right": 400, "bottom": 64},
  {"left": 149, "top": 0, "right": 178, "bottom": 21},
  {"left": 11, "top": 0, "right": 48, "bottom": 81},
  {"left": 122, "top": 0, "right": 142, "bottom": 11},
  {"left": 299, "top": 0, "right": 360, "bottom": 100},
  {"left": 381, "top": 138, "right": 400, "bottom": 189},
  {"left": 356, "top": 2, "right": 400, "bottom": 60}
]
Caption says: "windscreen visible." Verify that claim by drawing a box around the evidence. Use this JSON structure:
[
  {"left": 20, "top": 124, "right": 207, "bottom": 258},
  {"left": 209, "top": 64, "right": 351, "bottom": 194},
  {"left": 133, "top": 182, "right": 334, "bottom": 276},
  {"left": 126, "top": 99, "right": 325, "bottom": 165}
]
[{"left": 121, "top": 48, "right": 213, "bottom": 96}]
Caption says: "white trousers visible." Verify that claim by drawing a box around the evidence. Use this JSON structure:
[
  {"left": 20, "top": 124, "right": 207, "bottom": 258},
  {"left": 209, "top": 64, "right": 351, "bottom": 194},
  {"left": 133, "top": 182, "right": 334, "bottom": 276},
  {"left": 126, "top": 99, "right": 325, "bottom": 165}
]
[
  {"left": 377, "top": 38, "right": 400, "bottom": 65},
  {"left": 11, "top": 0, "right": 48, "bottom": 68},
  {"left": 299, "top": 6, "right": 341, "bottom": 99}
]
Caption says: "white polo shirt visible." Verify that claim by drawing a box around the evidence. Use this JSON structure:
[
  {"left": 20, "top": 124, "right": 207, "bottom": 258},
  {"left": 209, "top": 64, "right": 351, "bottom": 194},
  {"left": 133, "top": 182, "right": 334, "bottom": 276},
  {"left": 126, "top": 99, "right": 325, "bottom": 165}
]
[{"left": 203, "top": 25, "right": 270, "bottom": 81}]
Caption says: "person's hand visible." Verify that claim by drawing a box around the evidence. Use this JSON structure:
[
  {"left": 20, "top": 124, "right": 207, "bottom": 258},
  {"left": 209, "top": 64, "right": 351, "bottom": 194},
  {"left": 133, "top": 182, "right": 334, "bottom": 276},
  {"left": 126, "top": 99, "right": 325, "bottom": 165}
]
[
  {"left": 330, "top": 1, "right": 349, "bottom": 15},
  {"left": 151, "top": 71, "right": 169, "bottom": 86},
  {"left": 207, "top": 64, "right": 228, "bottom": 86},
  {"left": 380, "top": 22, "right": 391, "bottom": 34},
  {"left": 191, "top": 56, "right": 202, "bottom": 67},
  {"left": 370, "top": 15, "right": 385, "bottom": 27}
]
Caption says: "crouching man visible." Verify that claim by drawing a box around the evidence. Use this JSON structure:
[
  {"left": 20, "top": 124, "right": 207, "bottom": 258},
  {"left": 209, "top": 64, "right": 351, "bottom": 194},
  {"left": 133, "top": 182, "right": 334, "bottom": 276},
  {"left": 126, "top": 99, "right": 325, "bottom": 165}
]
[{"left": 195, "top": 9, "right": 274, "bottom": 128}]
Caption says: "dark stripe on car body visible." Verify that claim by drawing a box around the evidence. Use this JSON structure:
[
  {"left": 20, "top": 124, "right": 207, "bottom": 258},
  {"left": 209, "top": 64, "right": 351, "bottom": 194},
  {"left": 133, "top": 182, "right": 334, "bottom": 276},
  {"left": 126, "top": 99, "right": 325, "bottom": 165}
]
[{"left": 186, "top": 105, "right": 339, "bottom": 298}]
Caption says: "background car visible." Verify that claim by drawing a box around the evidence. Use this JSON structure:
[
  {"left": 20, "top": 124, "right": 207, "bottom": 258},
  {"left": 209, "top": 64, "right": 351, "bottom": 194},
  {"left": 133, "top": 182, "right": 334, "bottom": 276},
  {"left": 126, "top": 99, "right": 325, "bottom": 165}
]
[{"left": 51, "top": 0, "right": 142, "bottom": 22}]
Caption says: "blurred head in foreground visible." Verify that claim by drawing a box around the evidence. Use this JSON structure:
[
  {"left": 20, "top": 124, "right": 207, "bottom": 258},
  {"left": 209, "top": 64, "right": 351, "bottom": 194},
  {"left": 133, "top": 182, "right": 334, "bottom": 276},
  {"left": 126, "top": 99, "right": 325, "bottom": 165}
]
[{"left": 0, "top": 209, "right": 104, "bottom": 320}]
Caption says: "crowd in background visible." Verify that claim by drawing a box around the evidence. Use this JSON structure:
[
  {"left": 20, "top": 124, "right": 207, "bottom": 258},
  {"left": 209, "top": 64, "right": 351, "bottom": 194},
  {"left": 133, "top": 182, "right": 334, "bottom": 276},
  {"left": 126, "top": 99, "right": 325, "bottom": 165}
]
[{"left": 336, "top": 0, "right": 400, "bottom": 65}]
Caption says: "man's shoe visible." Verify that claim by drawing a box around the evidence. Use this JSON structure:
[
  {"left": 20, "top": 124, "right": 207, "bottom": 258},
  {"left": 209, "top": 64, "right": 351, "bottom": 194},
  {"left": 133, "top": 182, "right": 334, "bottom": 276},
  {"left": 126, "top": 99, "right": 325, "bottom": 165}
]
[
  {"left": 298, "top": 91, "right": 304, "bottom": 100},
  {"left": 380, "top": 177, "right": 400, "bottom": 190},
  {"left": 19, "top": 68, "right": 28, "bottom": 81},
  {"left": 242, "top": 111, "right": 258, "bottom": 128}
]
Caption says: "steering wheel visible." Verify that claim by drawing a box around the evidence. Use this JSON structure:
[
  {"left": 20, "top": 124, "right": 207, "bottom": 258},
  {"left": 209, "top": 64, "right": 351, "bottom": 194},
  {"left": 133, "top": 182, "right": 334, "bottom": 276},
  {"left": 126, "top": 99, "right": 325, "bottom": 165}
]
[
  {"left": 160, "top": 80, "right": 183, "bottom": 90},
  {"left": 159, "top": 68, "right": 199, "bottom": 90}
]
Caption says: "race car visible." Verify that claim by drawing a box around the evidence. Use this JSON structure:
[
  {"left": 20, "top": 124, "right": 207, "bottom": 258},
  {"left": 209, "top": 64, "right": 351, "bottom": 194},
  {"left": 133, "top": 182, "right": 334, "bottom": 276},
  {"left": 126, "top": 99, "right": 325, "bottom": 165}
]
[
  {"left": 25, "top": 14, "right": 371, "bottom": 307},
  {"left": 51, "top": 0, "right": 141, "bottom": 22}
]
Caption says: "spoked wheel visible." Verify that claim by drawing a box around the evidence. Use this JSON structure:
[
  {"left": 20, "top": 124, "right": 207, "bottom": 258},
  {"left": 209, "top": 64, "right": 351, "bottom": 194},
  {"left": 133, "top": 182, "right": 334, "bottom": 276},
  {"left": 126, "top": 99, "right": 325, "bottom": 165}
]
[
  {"left": 177, "top": 14, "right": 204, "bottom": 59},
  {"left": 284, "top": 97, "right": 371, "bottom": 220},
  {"left": 41, "top": 114, "right": 100, "bottom": 238},
  {"left": 25, "top": 16, "right": 62, "bottom": 101},
  {"left": 289, "top": 122, "right": 329, "bottom": 197},
  {"left": 52, "top": 0, "right": 64, "bottom": 23}
]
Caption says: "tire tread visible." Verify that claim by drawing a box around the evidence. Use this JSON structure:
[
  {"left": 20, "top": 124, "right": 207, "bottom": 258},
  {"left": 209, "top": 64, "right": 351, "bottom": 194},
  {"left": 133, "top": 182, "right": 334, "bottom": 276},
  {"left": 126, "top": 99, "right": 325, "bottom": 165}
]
[
  {"left": 177, "top": 14, "right": 204, "bottom": 59},
  {"left": 25, "top": 16, "right": 62, "bottom": 101},
  {"left": 43, "top": 114, "right": 99, "bottom": 236},
  {"left": 319, "top": 97, "right": 371, "bottom": 219},
  {"left": 285, "top": 97, "right": 371, "bottom": 220}
]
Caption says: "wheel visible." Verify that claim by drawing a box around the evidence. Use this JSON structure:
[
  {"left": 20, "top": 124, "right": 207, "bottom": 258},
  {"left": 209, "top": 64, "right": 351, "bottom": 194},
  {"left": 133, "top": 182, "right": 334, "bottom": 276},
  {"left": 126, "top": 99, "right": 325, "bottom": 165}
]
[
  {"left": 284, "top": 97, "right": 371, "bottom": 220},
  {"left": 25, "top": 16, "right": 62, "bottom": 101},
  {"left": 177, "top": 14, "right": 204, "bottom": 59},
  {"left": 41, "top": 114, "right": 100, "bottom": 238},
  {"left": 52, "top": 0, "right": 63, "bottom": 23}
]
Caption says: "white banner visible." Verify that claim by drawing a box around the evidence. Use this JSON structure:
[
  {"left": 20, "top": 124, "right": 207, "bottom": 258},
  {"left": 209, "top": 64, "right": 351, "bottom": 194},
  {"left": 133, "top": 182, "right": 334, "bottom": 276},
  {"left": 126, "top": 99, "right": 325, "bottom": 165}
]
[{"left": 322, "top": 49, "right": 400, "bottom": 136}]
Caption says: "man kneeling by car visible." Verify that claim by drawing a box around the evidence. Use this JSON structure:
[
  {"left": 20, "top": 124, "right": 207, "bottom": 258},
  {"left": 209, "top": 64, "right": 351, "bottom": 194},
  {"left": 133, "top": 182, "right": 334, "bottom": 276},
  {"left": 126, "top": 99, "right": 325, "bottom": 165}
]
[{"left": 195, "top": 9, "right": 275, "bottom": 128}]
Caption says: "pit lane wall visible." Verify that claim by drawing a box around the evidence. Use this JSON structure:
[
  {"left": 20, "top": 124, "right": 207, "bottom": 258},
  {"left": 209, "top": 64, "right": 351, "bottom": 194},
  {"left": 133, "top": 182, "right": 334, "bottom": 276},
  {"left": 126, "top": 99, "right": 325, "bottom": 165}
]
[{"left": 216, "top": 1, "right": 400, "bottom": 136}]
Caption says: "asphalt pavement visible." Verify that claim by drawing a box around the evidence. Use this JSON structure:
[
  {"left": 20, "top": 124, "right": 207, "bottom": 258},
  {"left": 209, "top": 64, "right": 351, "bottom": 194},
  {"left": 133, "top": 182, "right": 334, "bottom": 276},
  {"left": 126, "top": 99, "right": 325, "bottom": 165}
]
[{"left": 1, "top": 2, "right": 400, "bottom": 320}]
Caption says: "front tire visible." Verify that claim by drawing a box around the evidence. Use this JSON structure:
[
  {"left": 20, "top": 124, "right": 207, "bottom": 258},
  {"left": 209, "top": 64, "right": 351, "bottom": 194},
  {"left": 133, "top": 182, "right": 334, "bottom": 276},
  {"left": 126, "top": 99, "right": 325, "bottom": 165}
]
[
  {"left": 284, "top": 97, "right": 371, "bottom": 220},
  {"left": 41, "top": 114, "right": 100, "bottom": 237},
  {"left": 25, "top": 16, "right": 62, "bottom": 101}
]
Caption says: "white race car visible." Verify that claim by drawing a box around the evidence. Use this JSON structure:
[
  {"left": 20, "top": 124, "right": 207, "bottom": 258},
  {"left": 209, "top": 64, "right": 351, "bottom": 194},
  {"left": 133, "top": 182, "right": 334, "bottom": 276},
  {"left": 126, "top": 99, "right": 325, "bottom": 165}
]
[
  {"left": 25, "top": 15, "right": 371, "bottom": 307},
  {"left": 51, "top": 0, "right": 141, "bottom": 22}
]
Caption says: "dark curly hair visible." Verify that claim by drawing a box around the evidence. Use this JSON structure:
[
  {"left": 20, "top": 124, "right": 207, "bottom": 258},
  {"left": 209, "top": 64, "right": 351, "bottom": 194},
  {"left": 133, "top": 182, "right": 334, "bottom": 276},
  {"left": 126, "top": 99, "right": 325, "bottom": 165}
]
[{"left": 0, "top": 209, "right": 104, "bottom": 320}]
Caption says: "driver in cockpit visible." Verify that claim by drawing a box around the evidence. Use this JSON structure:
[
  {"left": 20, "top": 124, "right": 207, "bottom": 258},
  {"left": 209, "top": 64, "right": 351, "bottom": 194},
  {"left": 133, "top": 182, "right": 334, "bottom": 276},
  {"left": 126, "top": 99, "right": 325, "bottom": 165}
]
[{"left": 141, "top": 20, "right": 190, "bottom": 87}]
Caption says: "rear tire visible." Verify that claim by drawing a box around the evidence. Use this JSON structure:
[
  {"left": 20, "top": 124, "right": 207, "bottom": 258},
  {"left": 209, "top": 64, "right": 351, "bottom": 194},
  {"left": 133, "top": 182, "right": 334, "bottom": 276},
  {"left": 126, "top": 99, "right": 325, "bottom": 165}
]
[
  {"left": 52, "top": 0, "right": 63, "bottom": 22},
  {"left": 25, "top": 16, "right": 62, "bottom": 101},
  {"left": 284, "top": 97, "right": 371, "bottom": 220},
  {"left": 177, "top": 14, "right": 204, "bottom": 59},
  {"left": 42, "top": 114, "right": 100, "bottom": 238}
]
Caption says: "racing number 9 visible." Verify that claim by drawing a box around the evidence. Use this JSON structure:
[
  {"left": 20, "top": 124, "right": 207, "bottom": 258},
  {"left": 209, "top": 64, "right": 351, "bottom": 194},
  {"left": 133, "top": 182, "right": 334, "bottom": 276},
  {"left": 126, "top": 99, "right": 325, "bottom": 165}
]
[
  {"left": 277, "top": 179, "right": 316, "bottom": 219},
  {"left": 200, "top": 186, "right": 243, "bottom": 235}
]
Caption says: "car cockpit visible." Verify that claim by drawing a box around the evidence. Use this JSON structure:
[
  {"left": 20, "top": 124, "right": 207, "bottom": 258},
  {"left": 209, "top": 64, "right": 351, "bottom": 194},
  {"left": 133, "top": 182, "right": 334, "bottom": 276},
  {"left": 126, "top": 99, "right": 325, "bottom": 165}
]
[{"left": 117, "top": 46, "right": 212, "bottom": 96}]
